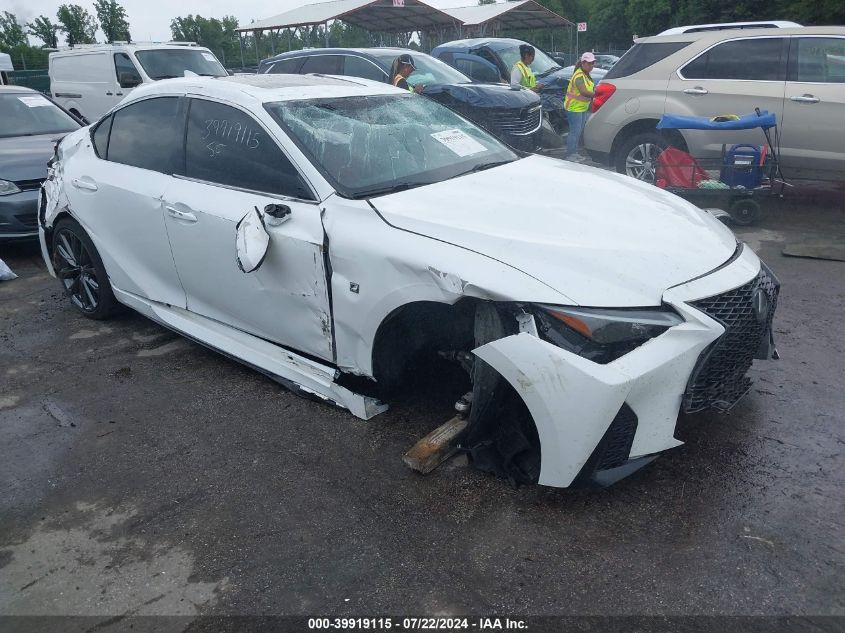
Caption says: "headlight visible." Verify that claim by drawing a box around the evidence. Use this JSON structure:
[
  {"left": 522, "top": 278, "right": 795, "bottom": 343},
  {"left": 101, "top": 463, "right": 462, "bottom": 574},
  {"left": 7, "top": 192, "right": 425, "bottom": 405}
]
[
  {"left": 0, "top": 179, "right": 21, "bottom": 196},
  {"left": 533, "top": 304, "right": 684, "bottom": 363}
]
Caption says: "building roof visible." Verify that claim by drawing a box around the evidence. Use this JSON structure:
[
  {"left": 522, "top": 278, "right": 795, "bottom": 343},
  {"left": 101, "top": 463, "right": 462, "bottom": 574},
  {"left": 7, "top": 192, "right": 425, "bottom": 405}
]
[
  {"left": 443, "top": 1, "right": 573, "bottom": 30},
  {"left": 237, "top": 0, "right": 459, "bottom": 34}
]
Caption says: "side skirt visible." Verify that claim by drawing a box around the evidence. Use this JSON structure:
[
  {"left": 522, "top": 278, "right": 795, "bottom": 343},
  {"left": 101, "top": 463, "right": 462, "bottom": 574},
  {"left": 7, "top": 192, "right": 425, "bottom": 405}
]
[{"left": 112, "top": 287, "right": 388, "bottom": 421}]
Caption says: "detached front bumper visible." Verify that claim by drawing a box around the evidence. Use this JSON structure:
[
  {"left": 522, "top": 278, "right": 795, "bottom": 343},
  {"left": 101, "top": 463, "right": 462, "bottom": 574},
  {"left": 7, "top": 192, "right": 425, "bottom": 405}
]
[{"left": 473, "top": 244, "right": 776, "bottom": 488}]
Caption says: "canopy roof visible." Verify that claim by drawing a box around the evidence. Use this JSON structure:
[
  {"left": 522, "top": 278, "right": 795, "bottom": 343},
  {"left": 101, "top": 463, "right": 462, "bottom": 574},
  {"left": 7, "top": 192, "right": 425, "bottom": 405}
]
[
  {"left": 237, "top": 0, "right": 459, "bottom": 33},
  {"left": 444, "top": 1, "right": 573, "bottom": 30}
]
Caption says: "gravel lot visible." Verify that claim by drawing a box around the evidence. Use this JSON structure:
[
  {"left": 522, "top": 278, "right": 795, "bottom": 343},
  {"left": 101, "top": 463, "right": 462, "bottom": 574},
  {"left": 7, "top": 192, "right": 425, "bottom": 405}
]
[{"left": 1, "top": 181, "right": 843, "bottom": 626}]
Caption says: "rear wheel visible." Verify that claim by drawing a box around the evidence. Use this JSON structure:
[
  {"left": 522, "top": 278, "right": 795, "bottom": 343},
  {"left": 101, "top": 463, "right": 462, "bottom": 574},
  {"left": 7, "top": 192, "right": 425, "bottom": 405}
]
[{"left": 52, "top": 217, "right": 120, "bottom": 320}]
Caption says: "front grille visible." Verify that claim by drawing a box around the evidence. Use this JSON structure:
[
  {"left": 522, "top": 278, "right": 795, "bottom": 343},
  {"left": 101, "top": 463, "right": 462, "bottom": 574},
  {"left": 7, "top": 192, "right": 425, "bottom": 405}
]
[
  {"left": 14, "top": 178, "right": 45, "bottom": 192},
  {"left": 486, "top": 105, "right": 542, "bottom": 136},
  {"left": 14, "top": 213, "right": 38, "bottom": 228},
  {"left": 683, "top": 267, "right": 780, "bottom": 412},
  {"left": 595, "top": 403, "right": 638, "bottom": 471}
]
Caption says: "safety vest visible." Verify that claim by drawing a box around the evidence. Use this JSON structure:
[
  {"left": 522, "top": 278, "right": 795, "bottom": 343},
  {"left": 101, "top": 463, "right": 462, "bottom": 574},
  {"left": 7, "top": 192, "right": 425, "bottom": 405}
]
[
  {"left": 565, "top": 68, "right": 594, "bottom": 112},
  {"left": 393, "top": 74, "right": 413, "bottom": 93},
  {"left": 514, "top": 61, "right": 536, "bottom": 89}
]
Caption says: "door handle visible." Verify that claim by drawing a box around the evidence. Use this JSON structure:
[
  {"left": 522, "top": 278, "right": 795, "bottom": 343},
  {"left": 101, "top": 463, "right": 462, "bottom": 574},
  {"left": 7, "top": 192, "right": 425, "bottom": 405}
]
[
  {"left": 71, "top": 178, "right": 98, "bottom": 191},
  {"left": 790, "top": 94, "right": 820, "bottom": 104},
  {"left": 116, "top": 92, "right": 123, "bottom": 96},
  {"left": 683, "top": 87, "right": 709, "bottom": 95},
  {"left": 165, "top": 205, "right": 197, "bottom": 223},
  {"left": 106, "top": 91, "right": 113, "bottom": 96},
  {"left": 264, "top": 203, "right": 291, "bottom": 226}
]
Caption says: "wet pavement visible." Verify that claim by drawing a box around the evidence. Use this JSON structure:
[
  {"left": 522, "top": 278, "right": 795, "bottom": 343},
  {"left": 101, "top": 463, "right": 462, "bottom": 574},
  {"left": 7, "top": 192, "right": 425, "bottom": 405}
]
[{"left": 0, "top": 182, "right": 843, "bottom": 623}]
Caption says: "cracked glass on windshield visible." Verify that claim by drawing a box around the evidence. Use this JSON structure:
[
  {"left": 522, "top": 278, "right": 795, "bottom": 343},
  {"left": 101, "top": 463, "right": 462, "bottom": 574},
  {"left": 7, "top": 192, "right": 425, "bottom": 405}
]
[
  {"left": 134, "top": 49, "right": 227, "bottom": 79},
  {"left": 266, "top": 94, "right": 517, "bottom": 198}
]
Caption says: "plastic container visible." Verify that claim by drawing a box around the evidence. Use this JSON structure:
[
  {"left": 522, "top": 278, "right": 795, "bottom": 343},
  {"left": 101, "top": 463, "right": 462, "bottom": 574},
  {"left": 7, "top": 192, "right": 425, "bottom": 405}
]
[{"left": 721, "top": 144, "right": 763, "bottom": 188}]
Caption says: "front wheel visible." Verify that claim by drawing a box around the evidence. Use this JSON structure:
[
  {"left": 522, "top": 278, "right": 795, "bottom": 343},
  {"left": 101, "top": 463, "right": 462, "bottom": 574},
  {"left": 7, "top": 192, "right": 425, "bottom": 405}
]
[
  {"left": 615, "top": 132, "right": 668, "bottom": 183},
  {"left": 52, "top": 217, "right": 120, "bottom": 320},
  {"left": 729, "top": 198, "right": 761, "bottom": 226}
]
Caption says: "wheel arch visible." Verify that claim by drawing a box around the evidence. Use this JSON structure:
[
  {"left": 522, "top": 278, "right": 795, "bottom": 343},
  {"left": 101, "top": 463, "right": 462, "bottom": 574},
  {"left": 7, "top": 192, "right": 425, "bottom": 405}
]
[{"left": 610, "top": 118, "right": 688, "bottom": 166}]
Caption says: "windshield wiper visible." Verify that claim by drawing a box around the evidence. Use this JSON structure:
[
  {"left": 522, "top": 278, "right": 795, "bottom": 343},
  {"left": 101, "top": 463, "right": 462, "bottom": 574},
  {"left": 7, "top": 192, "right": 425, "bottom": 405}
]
[
  {"left": 351, "top": 181, "right": 423, "bottom": 199},
  {"left": 455, "top": 159, "right": 514, "bottom": 178}
]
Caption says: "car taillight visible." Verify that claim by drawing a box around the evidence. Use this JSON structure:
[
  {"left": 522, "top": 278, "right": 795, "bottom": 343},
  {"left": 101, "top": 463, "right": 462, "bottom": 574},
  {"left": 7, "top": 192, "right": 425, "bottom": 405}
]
[{"left": 592, "top": 83, "right": 616, "bottom": 112}]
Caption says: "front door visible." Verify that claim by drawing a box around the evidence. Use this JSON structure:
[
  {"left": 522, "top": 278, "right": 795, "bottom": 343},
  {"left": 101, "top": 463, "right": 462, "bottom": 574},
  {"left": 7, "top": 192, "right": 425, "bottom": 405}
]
[
  {"left": 667, "top": 37, "right": 788, "bottom": 158},
  {"left": 781, "top": 35, "right": 845, "bottom": 180},
  {"left": 163, "top": 97, "right": 334, "bottom": 361}
]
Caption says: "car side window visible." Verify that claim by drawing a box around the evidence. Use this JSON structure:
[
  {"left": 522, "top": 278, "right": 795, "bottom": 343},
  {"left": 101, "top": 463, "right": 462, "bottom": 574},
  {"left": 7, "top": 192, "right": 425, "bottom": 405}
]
[
  {"left": 343, "top": 56, "right": 386, "bottom": 82},
  {"left": 114, "top": 53, "right": 142, "bottom": 88},
  {"left": 682, "top": 38, "right": 787, "bottom": 81},
  {"left": 107, "top": 97, "right": 180, "bottom": 172},
  {"left": 455, "top": 58, "right": 500, "bottom": 83},
  {"left": 92, "top": 115, "right": 111, "bottom": 158},
  {"left": 185, "top": 99, "right": 313, "bottom": 199},
  {"left": 267, "top": 58, "right": 303, "bottom": 74},
  {"left": 300, "top": 55, "right": 342, "bottom": 75},
  {"left": 789, "top": 37, "right": 845, "bottom": 83}
]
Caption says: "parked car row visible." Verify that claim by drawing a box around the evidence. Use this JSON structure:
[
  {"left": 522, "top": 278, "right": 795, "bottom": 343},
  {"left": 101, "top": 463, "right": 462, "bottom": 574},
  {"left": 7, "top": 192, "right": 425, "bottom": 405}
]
[{"left": 36, "top": 73, "right": 781, "bottom": 489}]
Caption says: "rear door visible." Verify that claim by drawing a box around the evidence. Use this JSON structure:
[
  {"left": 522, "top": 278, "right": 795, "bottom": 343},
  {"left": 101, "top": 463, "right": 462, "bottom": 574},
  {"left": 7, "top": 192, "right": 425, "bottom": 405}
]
[
  {"left": 667, "top": 36, "right": 787, "bottom": 157},
  {"left": 162, "top": 97, "right": 334, "bottom": 360},
  {"left": 781, "top": 35, "right": 845, "bottom": 179},
  {"left": 64, "top": 95, "right": 187, "bottom": 307},
  {"left": 299, "top": 55, "right": 343, "bottom": 76}
]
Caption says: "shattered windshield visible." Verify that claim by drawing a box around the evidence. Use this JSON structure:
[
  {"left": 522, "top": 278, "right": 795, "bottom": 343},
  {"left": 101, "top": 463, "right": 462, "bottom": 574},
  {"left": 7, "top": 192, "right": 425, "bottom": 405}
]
[
  {"left": 266, "top": 94, "right": 517, "bottom": 199},
  {"left": 134, "top": 49, "right": 227, "bottom": 79}
]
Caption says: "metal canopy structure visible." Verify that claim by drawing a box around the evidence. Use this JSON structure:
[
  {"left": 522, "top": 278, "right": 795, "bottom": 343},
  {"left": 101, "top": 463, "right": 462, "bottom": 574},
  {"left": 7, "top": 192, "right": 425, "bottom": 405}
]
[
  {"left": 237, "top": 0, "right": 459, "bottom": 35},
  {"left": 444, "top": 1, "right": 574, "bottom": 35}
]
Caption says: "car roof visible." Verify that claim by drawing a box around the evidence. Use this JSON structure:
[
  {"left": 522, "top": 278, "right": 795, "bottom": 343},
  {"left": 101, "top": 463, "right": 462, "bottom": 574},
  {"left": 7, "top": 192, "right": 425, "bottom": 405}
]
[
  {"left": 435, "top": 37, "right": 529, "bottom": 50},
  {"left": 261, "top": 47, "right": 430, "bottom": 65},
  {"left": 640, "top": 25, "right": 845, "bottom": 43},
  {"left": 657, "top": 20, "right": 801, "bottom": 35},
  {"left": 123, "top": 74, "right": 401, "bottom": 106},
  {"left": 50, "top": 43, "right": 213, "bottom": 56}
]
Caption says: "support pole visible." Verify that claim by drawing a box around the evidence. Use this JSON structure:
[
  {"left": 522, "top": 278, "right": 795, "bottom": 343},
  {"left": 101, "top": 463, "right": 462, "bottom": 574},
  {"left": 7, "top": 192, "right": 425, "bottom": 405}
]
[
  {"left": 270, "top": 29, "right": 275, "bottom": 56},
  {"left": 239, "top": 32, "right": 245, "bottom": 68},
  {"left": 254, "top": 30, "right": 260, "bottom": 65}
]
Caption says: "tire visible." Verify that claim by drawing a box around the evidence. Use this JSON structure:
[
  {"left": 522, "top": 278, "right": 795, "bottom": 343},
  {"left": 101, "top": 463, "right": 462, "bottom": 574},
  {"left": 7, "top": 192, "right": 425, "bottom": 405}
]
[
  {"left": 51, "top": 217, "right": 121, "bottom": 320},
  {"left": 729, "top": 198, "right": 761, "bottom": 226},
  {"left": 614, "top": 132, "right": 670, "bottom": 183}
]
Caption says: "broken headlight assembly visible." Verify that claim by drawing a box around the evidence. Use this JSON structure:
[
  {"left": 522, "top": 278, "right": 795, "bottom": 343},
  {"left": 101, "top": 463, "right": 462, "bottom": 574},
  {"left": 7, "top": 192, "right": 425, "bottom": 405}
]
[{"left": 532, "top": 304, "right": 684, "bottom": 364}]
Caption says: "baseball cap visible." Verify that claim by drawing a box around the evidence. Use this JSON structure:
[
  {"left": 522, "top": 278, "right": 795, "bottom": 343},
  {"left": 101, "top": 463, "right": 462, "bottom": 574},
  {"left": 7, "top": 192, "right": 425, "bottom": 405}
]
[
  {"left": 398, "top": 53, "right": 416, "bottom": 69},
  {"left": 581, "top": 52, "right": 596, "bottom": 63}
]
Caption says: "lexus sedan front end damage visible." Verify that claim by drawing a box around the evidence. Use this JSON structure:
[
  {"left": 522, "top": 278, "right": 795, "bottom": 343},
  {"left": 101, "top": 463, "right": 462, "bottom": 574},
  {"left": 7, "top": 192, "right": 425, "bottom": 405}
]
[{"left": 39, "top": 74, "right": 779, "bottom": 489}]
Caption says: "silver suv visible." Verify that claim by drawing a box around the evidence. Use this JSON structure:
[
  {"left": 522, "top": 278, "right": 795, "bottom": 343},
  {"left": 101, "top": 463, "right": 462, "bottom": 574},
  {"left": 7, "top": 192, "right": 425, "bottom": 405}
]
[{"left": 584, "top": 26, "right": 845, "bottom": 182}]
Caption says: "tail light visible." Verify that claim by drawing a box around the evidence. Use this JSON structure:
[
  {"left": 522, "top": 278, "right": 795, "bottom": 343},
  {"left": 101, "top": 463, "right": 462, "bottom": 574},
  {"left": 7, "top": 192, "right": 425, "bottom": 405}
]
[{"left": 592, "top": 83, "right": 616, "bottom": 112}]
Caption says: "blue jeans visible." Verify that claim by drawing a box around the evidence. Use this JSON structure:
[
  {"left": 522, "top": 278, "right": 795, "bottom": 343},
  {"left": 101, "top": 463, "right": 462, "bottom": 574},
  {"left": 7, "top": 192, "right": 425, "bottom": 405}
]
[{"left": 566, "top": 110, "right": 589, "bottom": 156}]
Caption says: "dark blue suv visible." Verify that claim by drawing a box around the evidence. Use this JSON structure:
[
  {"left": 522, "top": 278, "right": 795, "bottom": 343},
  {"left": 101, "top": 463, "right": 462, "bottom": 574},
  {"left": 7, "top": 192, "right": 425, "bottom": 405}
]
[
  {"left": 432, "top": 38, "right": 575, "bottom": 134},
  {"left": 258, "top": 48, "right": 542, "bottom": 152}
]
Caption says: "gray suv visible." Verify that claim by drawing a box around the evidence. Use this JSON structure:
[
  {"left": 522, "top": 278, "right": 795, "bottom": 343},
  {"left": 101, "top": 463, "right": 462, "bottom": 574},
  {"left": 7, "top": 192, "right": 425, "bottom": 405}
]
[{"left": 584, "top": 26, "right": 845, "bottom": 182}]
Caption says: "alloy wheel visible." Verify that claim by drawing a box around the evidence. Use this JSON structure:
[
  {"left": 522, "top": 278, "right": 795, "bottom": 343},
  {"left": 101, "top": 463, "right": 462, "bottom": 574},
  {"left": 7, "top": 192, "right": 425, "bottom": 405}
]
[
  {"left": 625, "top": 142, "right": 661, "bottom": 183},
  {"left": 53, "top": 229, "right": 100, "bottom": 313}
]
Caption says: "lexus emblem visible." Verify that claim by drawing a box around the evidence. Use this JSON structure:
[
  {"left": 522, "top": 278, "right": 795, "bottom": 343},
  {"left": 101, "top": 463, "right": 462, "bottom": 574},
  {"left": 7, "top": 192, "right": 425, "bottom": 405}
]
[{"left": 753, "top": 288, "right": 769, "bottom": 324}]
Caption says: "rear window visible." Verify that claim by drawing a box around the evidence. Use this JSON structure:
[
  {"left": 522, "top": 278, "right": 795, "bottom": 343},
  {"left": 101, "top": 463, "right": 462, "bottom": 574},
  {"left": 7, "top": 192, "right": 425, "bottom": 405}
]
[{"left": 604, "top": 42, "right": 691, "bottom": 79}]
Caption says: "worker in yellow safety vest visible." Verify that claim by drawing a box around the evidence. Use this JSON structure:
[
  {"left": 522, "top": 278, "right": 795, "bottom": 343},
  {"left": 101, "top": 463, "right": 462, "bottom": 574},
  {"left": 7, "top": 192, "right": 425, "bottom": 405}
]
[
  {"left": 510, "top": 44, "right": 544, "bottom": 93},
  {"left": 564, "top": 52, "right": 596, "bottom": 161},
  {"left": 391, "top": 53, "right": 425, "bottom": 94}
]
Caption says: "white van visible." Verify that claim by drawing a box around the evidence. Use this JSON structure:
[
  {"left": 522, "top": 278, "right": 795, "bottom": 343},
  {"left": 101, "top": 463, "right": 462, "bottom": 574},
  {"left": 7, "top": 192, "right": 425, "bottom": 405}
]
[
  {"left": 0, "top": 52, "right": 12, "bottom": 86},
  {"left": 49, "top": 42, "right": 227, "bottom": 121}
]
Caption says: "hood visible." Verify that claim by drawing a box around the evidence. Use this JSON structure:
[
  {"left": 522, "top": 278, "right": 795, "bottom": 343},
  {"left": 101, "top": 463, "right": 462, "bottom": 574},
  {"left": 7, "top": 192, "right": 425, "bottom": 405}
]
[
  {"left": 371, "top": 155, "right": 738, "bottom": 307},
  {"left": 0, "top": 133, "right": 64, "bottom": 182},
  {"left": 423, "top": 83, "right": 540, "bottom": 109},
  {"left": 542, "top": 66, "right": 608, "bottom": 88}
]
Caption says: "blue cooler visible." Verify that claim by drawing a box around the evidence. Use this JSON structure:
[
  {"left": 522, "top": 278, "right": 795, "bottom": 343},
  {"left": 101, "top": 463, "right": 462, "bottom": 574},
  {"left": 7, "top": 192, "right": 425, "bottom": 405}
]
[{"left": 721, "top": 144, "right": 763, "bottom": 188}]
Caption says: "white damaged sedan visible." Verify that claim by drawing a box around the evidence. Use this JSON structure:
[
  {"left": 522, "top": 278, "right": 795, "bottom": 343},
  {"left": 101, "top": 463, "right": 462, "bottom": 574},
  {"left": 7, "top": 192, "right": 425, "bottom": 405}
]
[{"left": 39, "top": 74, "right": 779, "bottom": 488}]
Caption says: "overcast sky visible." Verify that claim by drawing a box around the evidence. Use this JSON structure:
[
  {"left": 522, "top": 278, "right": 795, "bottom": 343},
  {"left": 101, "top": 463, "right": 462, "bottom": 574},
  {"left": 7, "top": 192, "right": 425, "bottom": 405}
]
[{"left": 8, "top": 0, "right": 472, "bottom": 44}]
